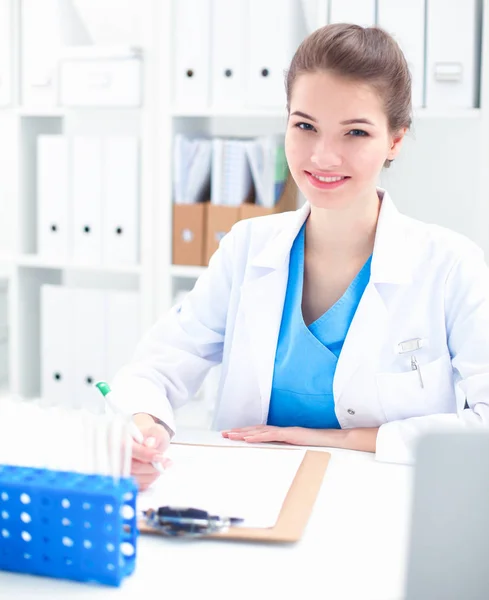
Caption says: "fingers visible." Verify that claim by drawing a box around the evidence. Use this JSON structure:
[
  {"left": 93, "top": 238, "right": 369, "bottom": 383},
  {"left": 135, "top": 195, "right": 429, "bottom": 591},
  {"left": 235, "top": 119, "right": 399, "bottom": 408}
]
[
  {"left": 132, "top": 440, "right": 161, "bottom": 463},
  {"left": 223, "top": 426, "right": 285, "bottom": 443},
  {"left": 142, "top": 423, "right": 171, "bottom": 453}
]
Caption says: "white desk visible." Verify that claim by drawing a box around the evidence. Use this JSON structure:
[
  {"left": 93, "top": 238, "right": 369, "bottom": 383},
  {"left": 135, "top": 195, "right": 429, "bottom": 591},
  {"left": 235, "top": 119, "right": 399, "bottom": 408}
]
[{"left": 0, "top": 428, "right": 414, "bottom": 600}]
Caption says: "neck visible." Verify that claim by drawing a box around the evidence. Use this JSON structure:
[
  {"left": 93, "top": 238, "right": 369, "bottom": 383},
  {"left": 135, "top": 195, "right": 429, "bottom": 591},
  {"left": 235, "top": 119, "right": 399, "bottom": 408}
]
[{"left": 305, "top": 189, "right": 381, "bottom": 259}]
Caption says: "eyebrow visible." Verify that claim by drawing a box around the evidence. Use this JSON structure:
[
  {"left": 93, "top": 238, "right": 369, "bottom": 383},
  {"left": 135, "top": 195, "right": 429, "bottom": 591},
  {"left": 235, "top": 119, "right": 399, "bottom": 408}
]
[{"left": 290, "top": 111, "right": 375, "bottom": 127}]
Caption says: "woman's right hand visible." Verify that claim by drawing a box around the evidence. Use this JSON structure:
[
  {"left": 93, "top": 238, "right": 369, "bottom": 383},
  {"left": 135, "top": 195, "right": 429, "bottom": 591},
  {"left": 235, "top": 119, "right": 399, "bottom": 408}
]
[{"left": 131, "top": 413, "right": 172, "bottom": 490}]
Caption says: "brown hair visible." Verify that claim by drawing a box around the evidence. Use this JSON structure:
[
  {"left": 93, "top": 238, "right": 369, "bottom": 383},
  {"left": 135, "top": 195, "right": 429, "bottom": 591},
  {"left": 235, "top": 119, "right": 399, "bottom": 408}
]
[{"left": 285, "top": 24, "right": 412, "bottom": 166}]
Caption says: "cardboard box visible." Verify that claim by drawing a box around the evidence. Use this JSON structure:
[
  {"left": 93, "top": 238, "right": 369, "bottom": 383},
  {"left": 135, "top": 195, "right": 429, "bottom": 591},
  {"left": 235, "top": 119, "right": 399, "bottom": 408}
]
[
  {"left": 204, "top": 174, "right": 298, "bottom": 265},
  {"left": 204, "top": 205, "right": 241, "bottom": 266},
  {"left": 172, "top": 203, "right": 208, "bottom": 266}
]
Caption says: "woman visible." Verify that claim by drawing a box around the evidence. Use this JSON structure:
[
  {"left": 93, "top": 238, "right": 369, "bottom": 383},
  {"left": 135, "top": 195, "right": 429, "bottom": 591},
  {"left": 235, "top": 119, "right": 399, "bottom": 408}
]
[{"left": 113, "top": 24, "right": 489, "bottom": 489}]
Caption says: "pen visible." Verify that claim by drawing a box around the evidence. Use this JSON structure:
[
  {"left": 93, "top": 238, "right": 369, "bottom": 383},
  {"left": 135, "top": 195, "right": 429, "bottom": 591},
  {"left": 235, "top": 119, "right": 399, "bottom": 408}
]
[
  {"left": 95, "top": 381, "right": 166, "bottom": 475},
  {"left": 144, "top": 506, "right": 244, "bottom": 537}
]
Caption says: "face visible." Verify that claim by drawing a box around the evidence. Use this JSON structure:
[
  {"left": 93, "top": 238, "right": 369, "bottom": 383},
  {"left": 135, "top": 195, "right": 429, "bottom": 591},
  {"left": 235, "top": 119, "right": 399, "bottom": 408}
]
[{"left": 285, "top": 70, "right": 406, "bottom": 210}]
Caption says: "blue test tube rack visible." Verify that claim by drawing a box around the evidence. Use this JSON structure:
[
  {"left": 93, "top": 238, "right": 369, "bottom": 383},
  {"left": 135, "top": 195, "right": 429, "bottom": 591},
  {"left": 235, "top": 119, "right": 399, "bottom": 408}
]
[{"left": 0, "top": 465, "right": 138, "bottom": 587}]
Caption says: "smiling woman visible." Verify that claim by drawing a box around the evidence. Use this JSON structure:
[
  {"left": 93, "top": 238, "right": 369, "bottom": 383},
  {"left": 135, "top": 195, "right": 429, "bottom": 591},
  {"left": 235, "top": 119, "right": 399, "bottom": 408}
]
[{"left": 112, "top": 23, "right": 489, "bottom": 482}]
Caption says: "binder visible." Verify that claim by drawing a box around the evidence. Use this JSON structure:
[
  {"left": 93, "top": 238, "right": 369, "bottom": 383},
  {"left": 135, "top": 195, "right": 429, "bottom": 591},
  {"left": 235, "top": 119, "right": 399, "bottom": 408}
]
[
  {"left": 245, "top": 0, "right": 308, "bottom": 108},
  {"left": 211, "top": 0, "right": 247, "bottom": 108},
  {"left": 105, "top": 290, "right": 141, "bottom": 382},
  {"left": 301, "top": 0, "right": 329, "bottom": 32},
  {"left": 73, "top": 288, "right": 106, "bottom": 412},
  {"left": 72, "top": 136, "right": 103, "bottom": 264},
  {"left": 139, "top": 445, "right": 331, "bottom": 543},
  {"left": 0, "top": 0, "right": 12, "bottom": 107},
  {"left": 425, "top": 0, "right": 480, "bottom": 109},
  {"left": 103, "top": 136, "right": 139, "bottom": 265},
  {"left": 40, "top": 285, "right": 76, "bottom": 406},
  {"left": 21, "top": 0, "right": 59, "bottom": 107},
  {"left": 377, "top": 0, "right": 425, "bottom": 109},
  {"left": 37, "top": 136, "right": 71, "bottom": 259},
  {"left": 328, "top": 0, "right": 375, "bottom": 27},
  {"left": 173, "top": 0, "right": 211, "bottom": 108}
]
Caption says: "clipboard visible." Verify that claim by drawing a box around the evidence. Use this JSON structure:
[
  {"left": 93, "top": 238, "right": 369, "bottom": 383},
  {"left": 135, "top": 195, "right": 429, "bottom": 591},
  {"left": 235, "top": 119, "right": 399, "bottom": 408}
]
[{"left": 138, "top": 445, "right": 331, "bottom": 543}]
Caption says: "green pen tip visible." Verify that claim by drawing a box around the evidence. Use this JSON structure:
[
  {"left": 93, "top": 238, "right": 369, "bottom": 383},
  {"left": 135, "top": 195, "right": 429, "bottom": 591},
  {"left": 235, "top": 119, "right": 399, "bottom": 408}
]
[{"left": 95, "top": 381, "right": 111, "bottom": 396}]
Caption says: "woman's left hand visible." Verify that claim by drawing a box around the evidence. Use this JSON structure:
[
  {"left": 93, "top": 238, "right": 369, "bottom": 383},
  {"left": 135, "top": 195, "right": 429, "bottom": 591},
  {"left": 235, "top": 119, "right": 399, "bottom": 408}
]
[
  {"left": 222, "top": 425, "right": 310, "bottom": 445},
  {"left": 221, "top": 424, "right": 379, "bottom": 453}
]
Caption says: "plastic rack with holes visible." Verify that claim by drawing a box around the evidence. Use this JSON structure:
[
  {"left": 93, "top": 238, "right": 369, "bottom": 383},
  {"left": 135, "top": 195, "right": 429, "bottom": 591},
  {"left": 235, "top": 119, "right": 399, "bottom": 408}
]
[{"left": 0, "top": 465, "right": 138, "bottom": 586}]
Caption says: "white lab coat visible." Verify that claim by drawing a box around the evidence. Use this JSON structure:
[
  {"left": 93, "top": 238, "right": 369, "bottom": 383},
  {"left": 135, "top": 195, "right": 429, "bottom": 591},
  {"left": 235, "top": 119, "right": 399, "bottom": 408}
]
[{"left": 112, "top": 189, "right": 489, "bottom": 464}]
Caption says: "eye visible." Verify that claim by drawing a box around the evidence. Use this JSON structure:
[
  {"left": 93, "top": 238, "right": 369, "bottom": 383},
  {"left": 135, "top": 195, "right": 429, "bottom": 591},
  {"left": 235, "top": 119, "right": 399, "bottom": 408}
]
[
  {"left": 347, "top": 129, "right": 369, "bottom": 137},
  {"left": 294, "top": 122, "right": 316, "bottom": 132}
]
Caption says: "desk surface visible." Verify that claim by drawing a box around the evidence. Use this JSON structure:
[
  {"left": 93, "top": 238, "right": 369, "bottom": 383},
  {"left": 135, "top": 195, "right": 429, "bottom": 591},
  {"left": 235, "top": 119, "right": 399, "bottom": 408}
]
[{"left": 0, "top": 428, "right": 414, "bottom": 600}]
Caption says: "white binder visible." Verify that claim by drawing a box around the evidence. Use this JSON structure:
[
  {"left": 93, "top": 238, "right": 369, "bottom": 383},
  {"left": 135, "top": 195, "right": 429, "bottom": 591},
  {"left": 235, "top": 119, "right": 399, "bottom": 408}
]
[
  {"left": 173, "top": 0, "right": 211, "bottom": 108},
  {"left": 329, "top": 0, "right": 375, "bottom": 27},
  {"left": 103, "top": 136, "right": 139, "bottom": 265},
  {"left": 245, "top": 0, "right": 308, "bottom": 108},
  {"left": 425, "top": 0, "right": 480, "bottom": 109},
  {"left": 40, "top": 285, "right": 76, "bottom": 406},
  {"left": 377, "top": 0, "right": 425, "bottom": 109},
  {"left": 73, "top": 288, "right": 106, "bottom": 412},
  {"left": 21, "top": 0, "right": 59, "bottom": 107},
  {"left": 105, "top": 290, "right": 141, "bottom": 382},
  {"left": 210, "top": 0, "right": 247, "bottom": 108},
  {"left": 0, "top": 0, "right": 12, "bottom": 107},
  {"left": 72, "top": 137, "right": 103, "bottom": 264},
  {"left": 301, "top": 0, "right": 329, "bottom": 32},
  {"left": 37, "top": 136, "right": 71, "bottom": 259}
]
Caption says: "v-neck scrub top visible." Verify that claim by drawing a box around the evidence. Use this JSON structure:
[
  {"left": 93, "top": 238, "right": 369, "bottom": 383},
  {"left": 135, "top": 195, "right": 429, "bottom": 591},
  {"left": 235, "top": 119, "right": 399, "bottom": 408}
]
[{"left": 267, "top": 223, "right": 372, "bottom": 429}]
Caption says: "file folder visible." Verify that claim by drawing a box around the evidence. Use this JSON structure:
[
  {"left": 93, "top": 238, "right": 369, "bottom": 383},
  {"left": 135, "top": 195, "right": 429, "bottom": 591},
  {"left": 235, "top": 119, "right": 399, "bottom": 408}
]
[
  {"left": 73, "top": 288, "right": 106, "bottom": 412},
  {"left": 40, "top": 285, "right": 76, "bottom": 406},
  {"left": 103, "top": 136, "right": 140, "bottom": 265},
  {"left": 21, "top": 0, "right": 59, "bottom": 107},
  {"left": 425, "top": 0, "right": 480, "bottom": 109},
  {"left": 211, "top": 0, "right": 246, "bottom": 108},
  {"left": 0, "top": 0, "right": 12, "bottom": 107},
  {"left": 245, "top": 0, "right": 308, "bottom": 108},
  {"left": 37, "top": 136, "right": 71, "bottom": 259},
  {"left": 173, "top": 0, "right": 211, "bottom": 108},
  {"left": 328, "top": 0, "right": 375, "bottom": 27},
  {"left": 72, "top": 136, "right": 103, "bottom": 264},
  {"left": 377, "top": 0, "right": 425, "bottom": 109}
]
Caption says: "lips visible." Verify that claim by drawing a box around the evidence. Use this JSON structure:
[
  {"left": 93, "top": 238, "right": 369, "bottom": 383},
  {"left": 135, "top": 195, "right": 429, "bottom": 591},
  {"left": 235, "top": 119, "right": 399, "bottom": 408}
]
[{"left": 305, "top": 171, "right": 350, "bottom": 190}]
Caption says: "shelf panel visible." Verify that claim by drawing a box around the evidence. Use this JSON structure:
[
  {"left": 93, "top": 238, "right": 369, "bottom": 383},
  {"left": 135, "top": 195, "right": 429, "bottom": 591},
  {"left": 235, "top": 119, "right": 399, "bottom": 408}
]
[
  {"left": 171, "top": 107, "right": 482, "bottom": 120},
  {"left": 170, "top": 265, "right": 207, "bottom": 278},
  {"left": 171, "top": 107, "right": 288, "bottom": 119},
  {"left": 16, "top": 255, "right": 142, "bottom": 275},
  {"left": 16, "top": 107, "right": 67, "bottom": 117}
]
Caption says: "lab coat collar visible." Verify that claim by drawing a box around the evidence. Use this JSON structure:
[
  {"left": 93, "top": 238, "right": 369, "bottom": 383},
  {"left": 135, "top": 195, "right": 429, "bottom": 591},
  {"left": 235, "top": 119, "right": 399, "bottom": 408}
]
[{"left": 251, "top": 188, "right": 414, "bottom": 285}]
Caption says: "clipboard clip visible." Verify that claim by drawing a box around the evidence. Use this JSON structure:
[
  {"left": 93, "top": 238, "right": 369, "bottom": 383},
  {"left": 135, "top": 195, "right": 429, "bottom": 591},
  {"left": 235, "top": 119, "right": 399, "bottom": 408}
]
[{"left": 143, "top": 506, "right": 244, "bottom": 538}]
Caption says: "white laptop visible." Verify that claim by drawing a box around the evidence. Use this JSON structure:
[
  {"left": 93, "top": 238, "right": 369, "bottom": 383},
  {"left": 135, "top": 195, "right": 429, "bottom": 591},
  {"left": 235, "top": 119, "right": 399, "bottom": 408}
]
[{"left": 405, "top": 431, "right": 489, "bottom": 599}]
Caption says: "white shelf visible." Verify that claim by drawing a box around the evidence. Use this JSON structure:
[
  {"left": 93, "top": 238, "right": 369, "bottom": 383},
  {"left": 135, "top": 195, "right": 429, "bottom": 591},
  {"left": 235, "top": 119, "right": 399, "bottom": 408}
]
[
  {"left": 414, "top": 108, "right": 482, "bottom": 119},
  {"left": 171, "top": 107, "right": 482, "bottom": 120},
  {"left": 15, "top": 107, "right": 67, "bottom": 117},
  {"left": 16, "top": 254, "right": 142, "bottom": 275},
  {"left": 171, "top": 107, "right": 288, "bottom": 118},
  {"left": 170, "top": 265, "right": 207, "bottom": 278}
]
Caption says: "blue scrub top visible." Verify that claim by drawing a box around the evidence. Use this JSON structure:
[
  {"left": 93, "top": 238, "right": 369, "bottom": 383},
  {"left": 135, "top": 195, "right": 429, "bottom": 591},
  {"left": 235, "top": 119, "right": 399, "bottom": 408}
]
[{"left": 267, "top": 223, "right": 372, "bottom": 429}]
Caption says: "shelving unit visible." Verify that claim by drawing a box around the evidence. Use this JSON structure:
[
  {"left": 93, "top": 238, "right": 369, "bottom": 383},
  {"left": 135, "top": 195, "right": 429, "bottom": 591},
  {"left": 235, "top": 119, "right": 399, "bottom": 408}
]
[
  {"left": 0, "top": 0, "right": 488, "bottom": 429},
  {"left": 0, "top": 0, "right": 161, "bottom": 400}
]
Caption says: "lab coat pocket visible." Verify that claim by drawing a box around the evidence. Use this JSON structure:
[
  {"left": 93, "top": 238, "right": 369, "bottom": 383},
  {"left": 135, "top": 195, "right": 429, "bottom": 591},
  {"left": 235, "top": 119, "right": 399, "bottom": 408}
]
[{"left": 376, "top": 353, "right": 456, "bottom": 421}]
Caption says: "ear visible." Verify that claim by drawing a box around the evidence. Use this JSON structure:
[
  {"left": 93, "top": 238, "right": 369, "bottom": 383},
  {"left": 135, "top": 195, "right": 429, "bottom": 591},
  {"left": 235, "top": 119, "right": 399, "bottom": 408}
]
[{"left": 387, "top": 127, "right": 408, "bottom": 161}]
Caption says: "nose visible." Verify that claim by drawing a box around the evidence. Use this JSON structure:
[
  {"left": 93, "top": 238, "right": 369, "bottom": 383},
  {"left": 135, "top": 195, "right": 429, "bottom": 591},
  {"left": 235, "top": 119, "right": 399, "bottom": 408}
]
[{"left": 310, "top": 136, "right": 342, "bottom": 169}]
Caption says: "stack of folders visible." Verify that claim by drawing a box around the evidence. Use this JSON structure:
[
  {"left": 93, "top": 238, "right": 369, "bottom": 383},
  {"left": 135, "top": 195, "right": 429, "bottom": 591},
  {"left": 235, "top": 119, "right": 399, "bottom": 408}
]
[
  {"left": 0, "top": 397, "right": 138, "bottom": 586},
  {"left": 40, "top": 285, "right": 141, "bottom": 413},
  {"left": 37, "top": 135, "right": 139, "bottom": 266},
  {"left": 172, "top": 134, "right": 297, "bottom": 267}
]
